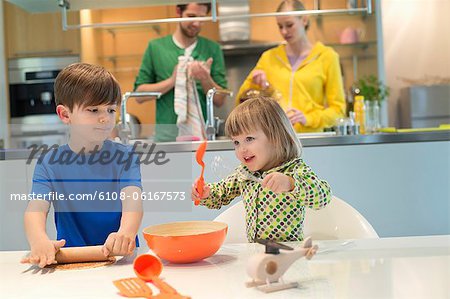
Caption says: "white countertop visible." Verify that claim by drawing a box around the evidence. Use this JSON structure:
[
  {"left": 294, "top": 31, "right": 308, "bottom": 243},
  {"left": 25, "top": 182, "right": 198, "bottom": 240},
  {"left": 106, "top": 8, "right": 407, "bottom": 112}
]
[{"left": 1, "top": 235, "right": 449, "bottom": 299}]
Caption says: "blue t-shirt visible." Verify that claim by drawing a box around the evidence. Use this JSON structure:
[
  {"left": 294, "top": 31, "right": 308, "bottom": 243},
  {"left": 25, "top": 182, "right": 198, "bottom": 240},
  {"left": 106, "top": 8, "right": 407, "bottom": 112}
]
[{"left": 31, "top": 140, "right": 142, "bottom": 247}]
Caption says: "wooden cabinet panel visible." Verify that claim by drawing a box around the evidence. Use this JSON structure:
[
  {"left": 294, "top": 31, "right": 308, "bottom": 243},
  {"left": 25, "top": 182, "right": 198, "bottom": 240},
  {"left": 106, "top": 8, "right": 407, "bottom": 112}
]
[
  {"left": 91, "top": 6, "right": 173, "bottom": 131},
  {"left": 5, "top": 2, "right": 80, "bottom": 58}
]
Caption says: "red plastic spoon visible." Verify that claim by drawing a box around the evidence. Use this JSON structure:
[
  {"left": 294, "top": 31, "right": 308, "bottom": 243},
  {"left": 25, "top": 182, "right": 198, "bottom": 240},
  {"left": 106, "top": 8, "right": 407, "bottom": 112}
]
[{"left": 194, "top": 141, "right": 207, "bottom": 205}]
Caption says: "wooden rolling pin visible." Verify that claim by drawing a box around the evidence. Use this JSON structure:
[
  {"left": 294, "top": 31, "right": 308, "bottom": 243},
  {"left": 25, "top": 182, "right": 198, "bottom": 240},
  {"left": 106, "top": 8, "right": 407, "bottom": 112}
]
[{"left": 55, "top": 245, "right": 114, "bottom": 264}]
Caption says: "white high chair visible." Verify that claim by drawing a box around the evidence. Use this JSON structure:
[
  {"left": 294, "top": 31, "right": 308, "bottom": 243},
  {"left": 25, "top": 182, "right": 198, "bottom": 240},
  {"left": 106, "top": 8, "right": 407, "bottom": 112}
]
[
  {"left": 213, "top": 196, "right": 379, "bottom": 243},
  {"left": 214, "top": 200, "right": 247, "bottom": 244}
]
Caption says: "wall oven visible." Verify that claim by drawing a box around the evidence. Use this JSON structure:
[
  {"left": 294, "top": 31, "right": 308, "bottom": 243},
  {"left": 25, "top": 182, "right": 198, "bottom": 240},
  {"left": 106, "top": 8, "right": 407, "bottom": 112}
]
[{"left": 8, "top": 56, "right": 79, "bottom": 148}]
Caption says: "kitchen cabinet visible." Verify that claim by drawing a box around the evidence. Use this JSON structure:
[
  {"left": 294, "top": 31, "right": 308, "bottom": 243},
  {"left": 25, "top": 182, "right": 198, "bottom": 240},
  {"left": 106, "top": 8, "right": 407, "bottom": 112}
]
[
  {"left": 5, "top": 0, "right": 198, "bottom": 13},
  {"left": 0, "top": 159, "right": 30, "bottom": 250},
  {"left": 4, "top": 2, "right": 81, "bottom": 58},
  {"left": 2, "top": 133, "right": 449, "bottom": 250},
  {"left": 0, "top": 158, "right": 56, "bottom": 250}
]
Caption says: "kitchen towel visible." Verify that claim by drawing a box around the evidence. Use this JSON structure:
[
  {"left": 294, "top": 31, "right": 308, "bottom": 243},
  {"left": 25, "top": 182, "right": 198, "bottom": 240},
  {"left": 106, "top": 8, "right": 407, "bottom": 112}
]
[{"left": 174, "top": 55, "right": 206, "bottom": 140}]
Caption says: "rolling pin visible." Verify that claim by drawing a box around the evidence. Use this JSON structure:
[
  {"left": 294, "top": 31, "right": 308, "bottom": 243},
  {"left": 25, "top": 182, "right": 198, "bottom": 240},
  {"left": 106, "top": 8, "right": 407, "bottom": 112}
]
[{"left": 55, "top": 245, "right": 114, "bottom": 264}]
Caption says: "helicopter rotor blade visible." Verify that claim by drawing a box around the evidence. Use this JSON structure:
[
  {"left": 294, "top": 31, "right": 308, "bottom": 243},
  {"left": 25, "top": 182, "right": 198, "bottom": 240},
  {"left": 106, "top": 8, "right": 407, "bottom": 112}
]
[{"left": 255, "top": 239, "right": 294, "bottom": 251}]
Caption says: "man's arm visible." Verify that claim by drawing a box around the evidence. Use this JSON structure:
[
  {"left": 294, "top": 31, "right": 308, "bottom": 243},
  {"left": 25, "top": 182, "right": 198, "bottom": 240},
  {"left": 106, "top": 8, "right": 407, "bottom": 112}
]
[
  {"left": 134, "top": 41, "right": 176, "bottom": 97},
  {"left": 135, "top": 66, "right": 177, "bottom": 96}
]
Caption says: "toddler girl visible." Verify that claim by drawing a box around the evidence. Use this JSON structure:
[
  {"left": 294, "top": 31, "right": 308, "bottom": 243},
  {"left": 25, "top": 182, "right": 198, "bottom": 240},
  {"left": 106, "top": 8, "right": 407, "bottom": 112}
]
[{"left": 192, "top": 96, "right": 332, "bottom": 241}]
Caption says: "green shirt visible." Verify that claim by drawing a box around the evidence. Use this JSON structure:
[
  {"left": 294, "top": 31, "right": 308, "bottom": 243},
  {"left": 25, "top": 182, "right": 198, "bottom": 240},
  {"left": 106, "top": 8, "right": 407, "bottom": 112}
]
[
  {"left": 201, "top": 158, "right": 332, "bottom": 242},
  {"left": 134, "top": 35, "right": 228, "bottom": 142}
]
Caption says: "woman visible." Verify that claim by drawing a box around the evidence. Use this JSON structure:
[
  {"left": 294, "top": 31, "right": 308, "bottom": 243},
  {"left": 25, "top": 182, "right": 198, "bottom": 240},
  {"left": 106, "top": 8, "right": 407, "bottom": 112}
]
[{"left": 236, "top": 0, "right": 346, "bottom": 132}]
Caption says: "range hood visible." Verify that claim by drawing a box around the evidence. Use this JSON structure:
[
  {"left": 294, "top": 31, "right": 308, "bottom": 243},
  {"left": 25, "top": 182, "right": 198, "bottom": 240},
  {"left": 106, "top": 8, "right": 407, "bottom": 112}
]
[
  {"left": 218, "top": 0, "right": 282, "bottom": 55},
  {"left": 217, "top": 0, "right": 250, "bottom": 42},
  {"left": 220, "top": 40, "right": 280, "bottom": 56}
]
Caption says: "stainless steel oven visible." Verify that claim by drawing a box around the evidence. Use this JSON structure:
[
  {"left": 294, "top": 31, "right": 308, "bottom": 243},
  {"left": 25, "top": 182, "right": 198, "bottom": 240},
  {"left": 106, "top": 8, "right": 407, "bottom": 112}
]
[{"left": 8, "top": 56, "right": 79, "bottom": 148}]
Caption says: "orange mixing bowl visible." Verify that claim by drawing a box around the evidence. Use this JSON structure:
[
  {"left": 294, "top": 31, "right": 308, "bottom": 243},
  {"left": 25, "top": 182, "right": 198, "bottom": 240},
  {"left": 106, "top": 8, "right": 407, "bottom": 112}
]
[{"left": 142, "top": 221, "right": 228, "bottom": 264}]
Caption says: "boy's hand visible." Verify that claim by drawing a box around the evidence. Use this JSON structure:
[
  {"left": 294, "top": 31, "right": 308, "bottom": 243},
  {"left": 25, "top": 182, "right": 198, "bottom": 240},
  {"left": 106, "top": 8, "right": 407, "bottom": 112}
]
[
  {"left": 102, "top": 232, "right": 135, "bottom": 257},
  {"left": 191, "top": 180, "right": 211, "bottom": 203},
  {"left": 262, "top": 172, "right": 295, "bottom": 193},
  {"left": 21, "top": 239, "right": 66, "bottom": 268}
]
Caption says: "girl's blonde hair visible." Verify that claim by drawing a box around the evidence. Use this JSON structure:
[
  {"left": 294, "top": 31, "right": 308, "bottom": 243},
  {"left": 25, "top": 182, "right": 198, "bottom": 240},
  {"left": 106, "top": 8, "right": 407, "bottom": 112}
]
[{"left": 225, "top": 96, "right": 302, "bottom": 166}]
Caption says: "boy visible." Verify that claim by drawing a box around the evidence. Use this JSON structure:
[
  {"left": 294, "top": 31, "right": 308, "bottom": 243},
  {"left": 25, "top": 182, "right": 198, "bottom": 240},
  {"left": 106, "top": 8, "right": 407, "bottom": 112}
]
[{"left": 22, "top": 63, "right": 143, "bottom": 268}]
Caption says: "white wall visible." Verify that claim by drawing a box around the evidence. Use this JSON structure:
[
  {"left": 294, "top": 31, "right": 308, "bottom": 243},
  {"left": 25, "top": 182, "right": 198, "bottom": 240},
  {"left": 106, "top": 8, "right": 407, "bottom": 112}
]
[
  {"left": 381, "top": 0, "right": 450, "bottom": 127},
  {"left": 0, "top": 1, "right": 9, "bottom": 148}
]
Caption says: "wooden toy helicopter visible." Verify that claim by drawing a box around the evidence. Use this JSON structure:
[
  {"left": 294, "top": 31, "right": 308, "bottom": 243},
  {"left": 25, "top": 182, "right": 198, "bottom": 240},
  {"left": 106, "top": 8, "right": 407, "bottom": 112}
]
[{"left": 246, "top": 237, "right": 318, "bottom": 293}]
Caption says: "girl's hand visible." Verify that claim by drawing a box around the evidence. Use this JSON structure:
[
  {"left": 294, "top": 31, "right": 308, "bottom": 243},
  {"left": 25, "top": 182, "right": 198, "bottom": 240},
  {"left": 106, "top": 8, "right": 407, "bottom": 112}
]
[
  {"left": 286, "top": 108, "right": 307, "bottom": 125},
  {"left": 21, "top": 239, "right": 66, "bottom": 268},
  {"left": 251, "top": 70, "right": 268, "bottom": 89},
  {"left": 262, "top": 172, "right": 295, "bottom": 193},
  {"left": 102, "top": 232, "right": 135, "bottom": 256},
  {"left": 191, "top": 180, "right": 211, "bottom": 202}
]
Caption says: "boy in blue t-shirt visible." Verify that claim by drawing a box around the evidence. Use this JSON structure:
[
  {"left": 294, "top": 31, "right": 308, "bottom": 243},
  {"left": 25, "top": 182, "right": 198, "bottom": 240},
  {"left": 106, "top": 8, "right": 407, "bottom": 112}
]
[{"left": 22, "top": 63, "right": 143, "bottom": 268}]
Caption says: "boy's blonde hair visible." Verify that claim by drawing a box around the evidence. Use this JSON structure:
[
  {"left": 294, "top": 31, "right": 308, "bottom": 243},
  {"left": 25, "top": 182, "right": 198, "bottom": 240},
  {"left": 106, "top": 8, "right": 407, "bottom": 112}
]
[
  {"left": 225, "top": 96, "right": 302, "bottom": 166},
  {"left": 54, "top": 63, "right": 121, "bottom": 111}
]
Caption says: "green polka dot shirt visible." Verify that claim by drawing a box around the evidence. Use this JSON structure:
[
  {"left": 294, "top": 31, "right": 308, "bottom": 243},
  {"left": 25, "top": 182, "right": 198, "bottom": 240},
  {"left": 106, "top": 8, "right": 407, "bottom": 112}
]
[{"left": 201, "top": 158, "right": 332, "bottom": 242}]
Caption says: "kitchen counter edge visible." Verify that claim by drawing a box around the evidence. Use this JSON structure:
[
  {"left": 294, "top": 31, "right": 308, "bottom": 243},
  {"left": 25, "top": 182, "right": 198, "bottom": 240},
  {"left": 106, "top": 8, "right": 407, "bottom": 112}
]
[{"left": 1, "top": 131, "right": 449, "bottom": 160}]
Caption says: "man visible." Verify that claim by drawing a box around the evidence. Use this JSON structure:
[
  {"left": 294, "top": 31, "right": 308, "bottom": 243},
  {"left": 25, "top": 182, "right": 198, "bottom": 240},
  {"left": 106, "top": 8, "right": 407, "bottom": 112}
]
[{"left": 134, "top": 3, "right": 228, "bottom": 142}]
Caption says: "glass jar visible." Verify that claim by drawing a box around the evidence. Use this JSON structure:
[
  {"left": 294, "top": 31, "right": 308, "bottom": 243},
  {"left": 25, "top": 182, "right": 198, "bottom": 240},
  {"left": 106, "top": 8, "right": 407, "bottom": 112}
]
[
  {"left": 365, "top": 100, "right": 381, "bottom": 134},
  {"left": 334, "top": 117, "right": 349, "bottom": 135}
]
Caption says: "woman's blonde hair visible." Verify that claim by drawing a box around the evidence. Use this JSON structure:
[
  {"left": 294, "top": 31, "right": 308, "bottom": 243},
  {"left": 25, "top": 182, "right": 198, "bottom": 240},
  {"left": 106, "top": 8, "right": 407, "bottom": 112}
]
[
  {"left": 277, "top": 0, "right": 310, "bottom": 31},
  {"left": 225, "top": 96, "right": 302, "bottom": 166}
]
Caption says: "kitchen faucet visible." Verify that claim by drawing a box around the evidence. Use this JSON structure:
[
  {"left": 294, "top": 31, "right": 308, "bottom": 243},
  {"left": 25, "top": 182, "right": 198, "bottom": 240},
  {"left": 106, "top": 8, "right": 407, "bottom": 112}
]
[
  {"left": 119, "top": 91, "right": 162, "bottom": 144},
  {"left": 206, "top": 87, "right": 233, "bottom": 141}
]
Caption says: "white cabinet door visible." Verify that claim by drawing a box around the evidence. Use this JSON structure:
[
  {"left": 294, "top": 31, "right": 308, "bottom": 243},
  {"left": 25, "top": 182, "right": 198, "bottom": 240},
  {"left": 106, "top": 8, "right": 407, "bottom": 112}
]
[
  {"left": 0, "top": 159, "right": 57, "bottom": 250},
  {"left": 0, "top": 160, "right": 29, "bottom": 250}
]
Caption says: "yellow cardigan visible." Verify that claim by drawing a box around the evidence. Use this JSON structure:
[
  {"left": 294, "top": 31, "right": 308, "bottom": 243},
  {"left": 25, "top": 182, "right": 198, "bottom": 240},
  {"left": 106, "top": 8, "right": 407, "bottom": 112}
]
[{"left": 236, "top": 42, "right": 346, "bottom": 132}]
